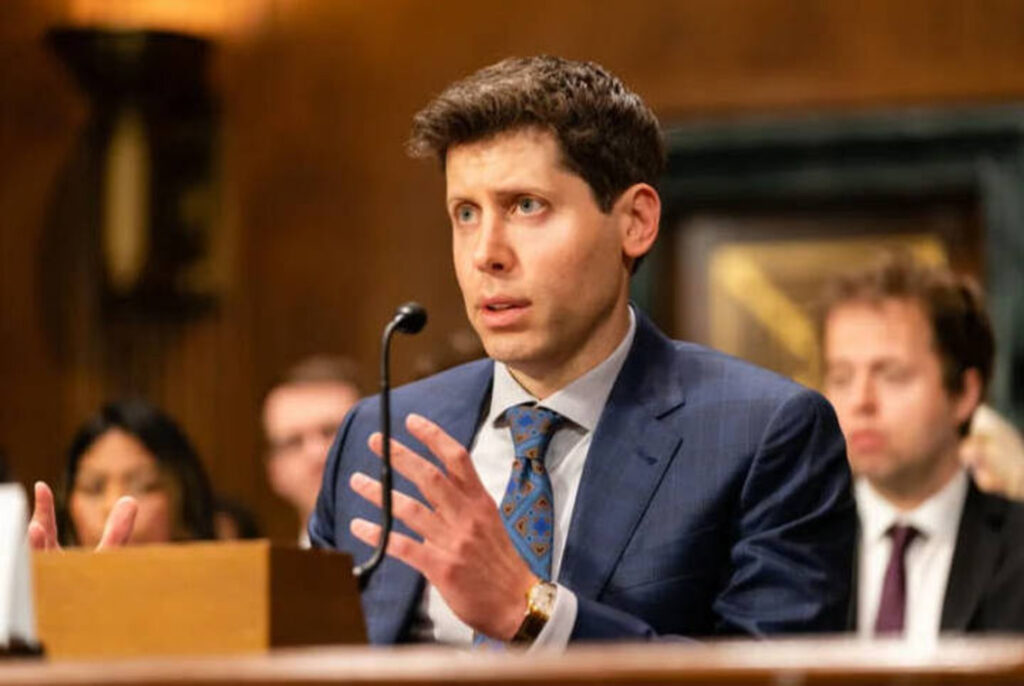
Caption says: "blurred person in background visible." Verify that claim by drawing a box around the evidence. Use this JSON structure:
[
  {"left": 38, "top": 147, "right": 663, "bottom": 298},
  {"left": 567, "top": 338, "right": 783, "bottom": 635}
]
[
  {"left": 213, "top": 495, "right": 263, "bottom": 540},
  {"left": 821, "top": 252, "right": 1024, "bottom": 640},
  {"left": 29, "top": 399, "right": 216, "bottom": 550},
  {"left": 262, "top": 355, "right": 361, "bottom": 546}
]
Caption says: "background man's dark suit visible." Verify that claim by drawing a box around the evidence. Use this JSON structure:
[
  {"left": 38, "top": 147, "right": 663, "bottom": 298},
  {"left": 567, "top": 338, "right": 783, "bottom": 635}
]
[
  {"left": 311, "top": 311, "right": 857, "bottom": 643},
  {"left": 852, "top": 481, "right": 1024, "bottom": 633}
]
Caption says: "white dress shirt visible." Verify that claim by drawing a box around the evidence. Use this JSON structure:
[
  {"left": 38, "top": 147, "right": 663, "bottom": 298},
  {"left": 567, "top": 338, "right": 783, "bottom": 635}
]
[
  {"left": 855, "top": 469, "right": 968, "bottom": 644},
  {"left": 413, "top": 309, "right": 637, "bottom": 648}
]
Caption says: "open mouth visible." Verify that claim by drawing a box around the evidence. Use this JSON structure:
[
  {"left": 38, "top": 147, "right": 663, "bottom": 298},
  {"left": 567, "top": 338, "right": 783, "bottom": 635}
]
[{"left": 479, "top": 299, "right": 529, "bottom": 326}]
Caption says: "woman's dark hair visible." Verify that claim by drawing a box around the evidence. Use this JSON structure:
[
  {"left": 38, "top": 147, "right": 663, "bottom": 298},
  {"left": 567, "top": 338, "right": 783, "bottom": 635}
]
[
  {"left": 213, "top": 496, "right": 263, "bottom": 540},
  {"left": 58, "top": 399, "right": 216, "bottom": 546}
]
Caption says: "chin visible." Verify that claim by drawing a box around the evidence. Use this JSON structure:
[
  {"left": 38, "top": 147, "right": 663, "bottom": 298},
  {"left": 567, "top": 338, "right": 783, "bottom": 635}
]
[
  {"left": 478, "top": 334, "right": 540, "bottom": 366},
  {"left": 849, "top": 454, "right": 890, "bottom": 480}
]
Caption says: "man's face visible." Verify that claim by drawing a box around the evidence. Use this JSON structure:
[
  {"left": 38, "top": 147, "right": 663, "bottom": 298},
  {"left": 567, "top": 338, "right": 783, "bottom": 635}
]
[
  {"left": 823, "top": 298, "right": 974, "bottom": 499},
  {"left": 263, "top": 381, "right": 359, "bottom": 518},
  {"left": 446, "top": 128, "right": 633, "bottom": 390}
]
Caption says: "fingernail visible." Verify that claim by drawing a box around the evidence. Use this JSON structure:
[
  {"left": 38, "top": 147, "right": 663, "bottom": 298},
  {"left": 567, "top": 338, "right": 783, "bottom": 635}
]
[{"left": 407, "top": 413, "right": 425, "bottom": 428}]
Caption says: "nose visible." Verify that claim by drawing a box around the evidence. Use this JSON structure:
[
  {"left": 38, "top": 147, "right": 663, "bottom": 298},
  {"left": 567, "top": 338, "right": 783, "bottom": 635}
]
[
  {"left": 472, "top": 212, "right": 514, "bottom": 274},
  {"left": 850, "top": 373, "right": 878, "bottom": 415},
  {"left": 101, "top": 483, "right": 127, "bottom": 519}
]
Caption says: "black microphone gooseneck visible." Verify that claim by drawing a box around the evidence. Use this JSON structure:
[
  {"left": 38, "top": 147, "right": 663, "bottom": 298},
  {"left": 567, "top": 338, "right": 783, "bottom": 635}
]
[{"left": 353, "top": 302, "right": 427, "bottom": 588}]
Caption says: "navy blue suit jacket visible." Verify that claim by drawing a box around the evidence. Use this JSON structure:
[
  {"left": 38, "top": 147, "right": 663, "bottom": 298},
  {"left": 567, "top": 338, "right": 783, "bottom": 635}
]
[{"left": 310, "top": 311, "right": 856, "bottom": 643}]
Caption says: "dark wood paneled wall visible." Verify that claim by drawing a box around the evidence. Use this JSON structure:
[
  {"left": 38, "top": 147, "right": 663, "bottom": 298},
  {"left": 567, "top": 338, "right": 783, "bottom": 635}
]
[{"left": 4, "top": 0, "right": 1024, "bottom": 539}]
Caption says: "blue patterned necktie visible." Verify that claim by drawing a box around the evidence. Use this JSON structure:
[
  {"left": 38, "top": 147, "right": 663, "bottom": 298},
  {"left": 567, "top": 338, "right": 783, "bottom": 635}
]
[
  {"left": 474, "top": 403, "right": 564, "bottom": 646},
  {"left": 500, "top": 403, "right": 565, "bottom": 580}
]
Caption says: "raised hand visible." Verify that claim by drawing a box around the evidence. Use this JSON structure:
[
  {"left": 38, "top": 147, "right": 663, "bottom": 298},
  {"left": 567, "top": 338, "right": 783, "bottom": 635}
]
[
  {"left": 28, "top": 481, "right": 139, "bottom": 551},
  {"left": 349, "top": 413, "right": 535, "bottom": 640}
]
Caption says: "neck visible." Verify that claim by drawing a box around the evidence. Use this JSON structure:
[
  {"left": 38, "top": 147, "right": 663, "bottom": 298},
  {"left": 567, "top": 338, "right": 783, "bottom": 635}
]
[
  {"left": 508, "top": 302, "right": 631, "bottom": 400},
  {"left": 871, "top": 449, "right": 962, "bottom": 512}
]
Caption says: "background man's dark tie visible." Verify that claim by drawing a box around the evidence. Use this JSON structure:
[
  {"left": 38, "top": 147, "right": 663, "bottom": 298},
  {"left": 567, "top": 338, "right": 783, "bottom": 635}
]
[{"left": 874, "top": 524, "right": 920, "bottom": 635}]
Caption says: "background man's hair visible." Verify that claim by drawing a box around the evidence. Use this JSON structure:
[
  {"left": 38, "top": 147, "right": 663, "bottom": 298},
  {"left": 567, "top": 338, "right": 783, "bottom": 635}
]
[
  {"left": 275, "top": 354, "right": 361, "bottom": 392},
  {"left": 408, "top": 55, "right": 665, "bottom": 213},
  {"left": 819, "top": 250, "right": 995, "bottom": 414}
]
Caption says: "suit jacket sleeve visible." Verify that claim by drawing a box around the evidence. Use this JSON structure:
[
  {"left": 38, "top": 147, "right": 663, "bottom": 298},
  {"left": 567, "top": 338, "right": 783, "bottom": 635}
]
[
  {"left": 572, "top": 389, "right": 856, "bottom": 640},
  {"left": 308, "top": 406, "right": 361, "bottom": 549}
]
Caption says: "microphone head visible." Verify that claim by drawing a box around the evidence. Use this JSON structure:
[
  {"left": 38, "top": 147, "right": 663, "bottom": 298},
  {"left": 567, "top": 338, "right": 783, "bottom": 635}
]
[{"left": 393, "top": 301, "right": 427, "bottom": 334}]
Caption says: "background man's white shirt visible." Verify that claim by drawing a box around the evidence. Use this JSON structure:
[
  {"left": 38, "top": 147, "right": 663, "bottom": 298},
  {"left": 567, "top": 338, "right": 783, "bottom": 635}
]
[
  {"left": 856, "top": 470, "right": 968, "bottom": 644},
  {"left": 414, "top": 309, "right": 637, "bottom": 648}
]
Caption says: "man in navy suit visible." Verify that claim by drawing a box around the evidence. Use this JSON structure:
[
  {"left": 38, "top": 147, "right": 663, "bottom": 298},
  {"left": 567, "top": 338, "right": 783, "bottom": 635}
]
[{"left": 310, "top": 56, "right": 855, "bottom": 646}]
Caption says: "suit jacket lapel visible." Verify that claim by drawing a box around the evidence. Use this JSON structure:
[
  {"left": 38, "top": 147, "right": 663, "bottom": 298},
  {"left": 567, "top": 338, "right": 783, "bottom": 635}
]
[
  {"left": 941, "top": 482, "right": 1005, "bottom": 631},
  {"left": 369, "top": 360, "right": 494, "bottom": 643},
  {"left": 559, "top": 311, "right": 686, "bottom": 599},
  {"left": 848, "top": 521, "right": 861, "bottom": 631}
]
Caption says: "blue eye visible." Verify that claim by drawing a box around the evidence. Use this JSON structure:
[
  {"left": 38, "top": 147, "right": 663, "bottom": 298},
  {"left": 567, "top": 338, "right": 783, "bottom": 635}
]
[
  {"left": 517, "top": 197, "right": 543, "bottom": 214},
  {"left": 455, "top": 204, "right": 478, "bottom": 224}
]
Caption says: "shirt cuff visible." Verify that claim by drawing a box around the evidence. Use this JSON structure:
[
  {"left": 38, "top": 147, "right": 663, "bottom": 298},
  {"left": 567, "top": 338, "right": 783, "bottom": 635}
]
[{"left": 528, "top": 583, "right": 577, "bottom": 651}]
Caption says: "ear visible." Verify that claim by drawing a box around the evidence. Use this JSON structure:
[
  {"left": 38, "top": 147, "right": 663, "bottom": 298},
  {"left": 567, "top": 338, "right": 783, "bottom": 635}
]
[
  {"left": 952, "top": 367, "right": 984, "bottom": 428},
  {"left": 616, "top": 183, "right": 660, "bottom": 264}
]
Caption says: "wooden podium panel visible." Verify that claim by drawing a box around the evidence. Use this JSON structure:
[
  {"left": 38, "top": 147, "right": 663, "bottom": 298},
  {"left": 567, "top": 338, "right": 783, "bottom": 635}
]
[{"left": 32, "top": 541, "right": 364, "bottom": 658}]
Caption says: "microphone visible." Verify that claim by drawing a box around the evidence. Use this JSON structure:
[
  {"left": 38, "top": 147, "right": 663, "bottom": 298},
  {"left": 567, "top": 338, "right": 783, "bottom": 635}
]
[{"left": 353, "top": 302, "right": 428, "bottom": 587}]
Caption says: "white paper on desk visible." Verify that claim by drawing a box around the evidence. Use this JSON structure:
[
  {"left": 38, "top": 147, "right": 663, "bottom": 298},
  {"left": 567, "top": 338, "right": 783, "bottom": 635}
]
[{"left": 0, "top": 483, "right": 37, "bottom": 647}]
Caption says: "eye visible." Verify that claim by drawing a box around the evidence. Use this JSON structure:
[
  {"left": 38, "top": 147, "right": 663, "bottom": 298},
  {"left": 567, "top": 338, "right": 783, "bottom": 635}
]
[
  {"left": 74, "top": 477, "right": 105, "bottom": 497},
  {"left": 514, "top": 196, "right": 545, "bottom": 215},
  {"left": 124, "top": 473, "right": 163, "bottom": 497},
  {"left": 881, "top": 367, "right": 913, "bottom": 384},
  {"left": 824, "top": 365, "right": 851, "bottom": 389},
  {"left": 453, "top": 203, "right": 479, "bottom": 225}
]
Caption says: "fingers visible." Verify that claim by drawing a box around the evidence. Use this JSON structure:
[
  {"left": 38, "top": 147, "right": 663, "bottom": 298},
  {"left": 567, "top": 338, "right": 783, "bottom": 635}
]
[
  {"left": 405, "top": 414, "right": 486, "bottom": 496},
  {"left": 350, "top": 472, "right": 445, "bottom": 540},
  {"left": 350, "top": 517, "right": 434, "bottom": 574},
  {"left": 27, "top": 521, "right": 54, "bottom": 552},
  {"left": 97, "top": 496, "right": 138, "bottom": 550},
  {"left": 367, "top": 433, "right": 463, "bottom": 516},
  {"left": 29, "top": 482, "right": 60, "bottom": 551}
]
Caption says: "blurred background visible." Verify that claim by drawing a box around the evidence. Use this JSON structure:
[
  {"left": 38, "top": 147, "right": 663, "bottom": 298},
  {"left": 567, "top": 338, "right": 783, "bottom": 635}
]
[{"left": 2, "top": 0, "right": 1023, "bottom": 540}]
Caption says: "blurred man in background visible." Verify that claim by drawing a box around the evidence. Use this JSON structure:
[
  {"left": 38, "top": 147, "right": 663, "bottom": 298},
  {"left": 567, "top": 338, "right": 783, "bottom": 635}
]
[
  {"left": 821, "top": 253, "right": 1024, "bottom": 640},
  {"left": 262, "top": 355, "right": 361, "bottom": 546}
]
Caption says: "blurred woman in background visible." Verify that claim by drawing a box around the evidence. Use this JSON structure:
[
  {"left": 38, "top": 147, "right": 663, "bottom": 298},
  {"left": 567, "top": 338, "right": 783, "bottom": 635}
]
[{"left": 54, "top": 399, "right": 216, "bottom": 547}]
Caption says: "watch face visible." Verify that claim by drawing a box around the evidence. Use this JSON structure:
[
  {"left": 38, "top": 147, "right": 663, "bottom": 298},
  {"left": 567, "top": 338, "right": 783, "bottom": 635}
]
[{"left": 530, "top": 581, "right": 557, "bottom": 616}]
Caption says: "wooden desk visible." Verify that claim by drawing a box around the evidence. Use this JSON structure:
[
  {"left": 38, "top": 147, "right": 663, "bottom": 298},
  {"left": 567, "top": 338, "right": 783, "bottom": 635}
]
[{"left": 3, "top": 638, "right": 1024, "bottom": 685}]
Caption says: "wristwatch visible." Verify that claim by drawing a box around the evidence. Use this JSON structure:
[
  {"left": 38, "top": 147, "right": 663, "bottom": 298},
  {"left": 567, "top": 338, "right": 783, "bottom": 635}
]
[{"left": 510, "top": 580, "right": 557, "bottom": 644}]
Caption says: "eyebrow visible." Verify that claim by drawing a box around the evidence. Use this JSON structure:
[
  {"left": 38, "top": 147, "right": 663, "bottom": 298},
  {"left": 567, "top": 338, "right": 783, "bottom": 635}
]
[{"left": 447, "top": 185, "right": 551, "bottom": 206}]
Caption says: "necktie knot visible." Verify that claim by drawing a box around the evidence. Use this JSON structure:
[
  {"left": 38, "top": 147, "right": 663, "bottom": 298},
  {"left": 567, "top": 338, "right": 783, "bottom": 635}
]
[
  {"left": 887, "top": 523, "right": 920, "bottom": 554},
  {"left": 504, "top": 404, "right": 565, "bottom": 464}
]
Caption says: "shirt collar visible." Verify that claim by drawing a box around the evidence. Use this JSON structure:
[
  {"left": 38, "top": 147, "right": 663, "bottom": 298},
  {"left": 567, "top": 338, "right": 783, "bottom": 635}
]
[
  {"left": 486, "top": 307, "right": 637, "bottom": 431},
  {"left": 856, "top": 468, "right": 968, "bottom": 544}
]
